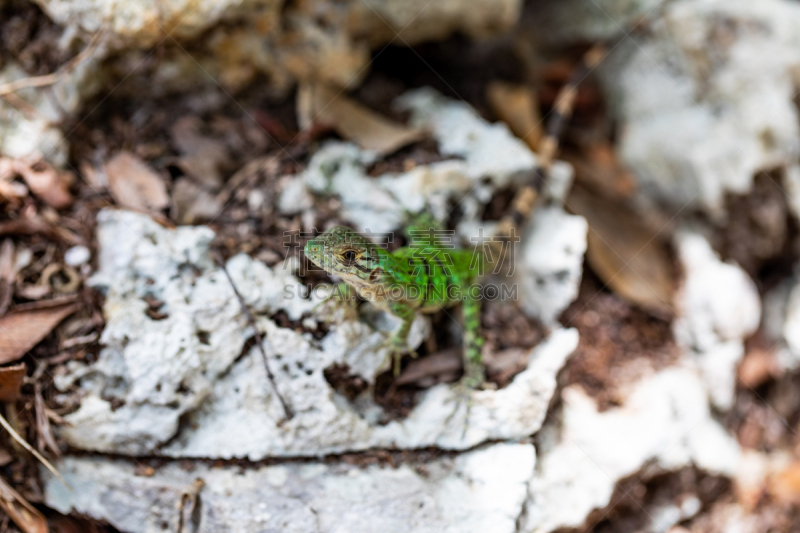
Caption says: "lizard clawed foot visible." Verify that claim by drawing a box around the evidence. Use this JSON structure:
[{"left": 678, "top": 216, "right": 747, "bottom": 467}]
[
  {"left": 380, "top": 336, "right": 418, "bottom": 376},
  {"left": 444, "top": 361, "right": 485, "bottom": 439}
]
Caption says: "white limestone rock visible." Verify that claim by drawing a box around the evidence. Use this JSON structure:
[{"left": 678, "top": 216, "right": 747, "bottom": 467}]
[
  {"left": 36, "top": 0, "right": 522, "bottom": 53},
  {"left": 521, "top": 365, "right": 741, "bottom": 533},
  {"left": 532, "top": 0, "right": 800, "bottom": 218},
  {"left": 60, "top": 208, "right": 578, "bottom": 458},
  {"left": 44, "top": 443, "right": 535, "bottom": 533},
  {"left": 673, "top": 231, "right": 761, "bottom": 410},
  {"left": 56, "top": 208, "right": 318, "bottom": 454},
  {"left": 614, "top": 0, "right": 800, "bottom": 217},
  {"left": 35, "top": 0, "right": 283, "bottom": 47},
  {"left": 162, "top": 327, "right": 578, "bottom": 458},
  {"left": 514, "top": 206, "right": 588, "bottom": 325}
]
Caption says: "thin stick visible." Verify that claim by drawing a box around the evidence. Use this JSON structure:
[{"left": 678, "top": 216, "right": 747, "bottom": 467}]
[
  {"left": 0, "top": 411, "right": 70, "bottom": 489},
  {"left": 0, "top": 31, "right": 104, "bottom": 97},
  {"left": 213, "top": 252, "right": 294, "bottom": 420}
]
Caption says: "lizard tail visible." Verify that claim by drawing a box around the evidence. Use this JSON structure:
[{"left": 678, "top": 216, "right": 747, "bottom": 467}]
[{"left": 490, "top": 44, "right": 607, "bottom": 249}]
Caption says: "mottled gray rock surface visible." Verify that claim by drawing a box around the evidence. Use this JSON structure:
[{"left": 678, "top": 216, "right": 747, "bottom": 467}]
[
  {"left": 532, "top": 0, "right": 800, "bottom": 218},
  {"left": 45, "top": 443, "right": 535, "bottom": 533},
  {"left": 673, "top": 231, "right": 761, "bottom": 410},
  {"left": 56, "top": 208, "right": 578, "bottom": 459},
  {"left": 522, "top": 364, "right": 741, "bottom": 533}
]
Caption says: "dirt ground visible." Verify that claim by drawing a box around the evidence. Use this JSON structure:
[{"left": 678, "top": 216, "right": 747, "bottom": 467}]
[{"left": 2, "top": 1, "right": 800, "bottom": 532}]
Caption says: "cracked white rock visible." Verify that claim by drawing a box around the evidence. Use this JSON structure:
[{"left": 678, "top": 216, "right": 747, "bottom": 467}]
[
  {"left": 521, "top": 364, "right": 741, "bottom": 533},
  {"left": 59, "top": 208, "right": 578, "bottom": 458},
  {"left": 56, "top": 208, "right": 317, "bottom": 454},
  {"left": 44, "top": 443, "right": 535, "bottom": 533},
  {"left": 673, "top": 231, "right": 761, "bottom": 410},
  {"left": 36, "top": 0, "right": 284, "bottom": 47},
  {"left": 162, "top": 327, "right": 577, "bottom": 459}
]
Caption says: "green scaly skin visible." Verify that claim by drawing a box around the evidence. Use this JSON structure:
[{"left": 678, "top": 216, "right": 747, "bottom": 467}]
[{"left": 305, "top": 223, "right": 487, "bottom": 387}]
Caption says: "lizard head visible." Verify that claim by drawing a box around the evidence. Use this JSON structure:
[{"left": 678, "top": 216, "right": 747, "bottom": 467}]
[{"left": 304, "top": 226, "right": 385, "bottom": 284}]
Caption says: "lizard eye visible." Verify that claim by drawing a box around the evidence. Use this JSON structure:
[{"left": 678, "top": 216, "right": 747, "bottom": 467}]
[{"left": 342, "top": 250, "right": 357, "bottom": 262}]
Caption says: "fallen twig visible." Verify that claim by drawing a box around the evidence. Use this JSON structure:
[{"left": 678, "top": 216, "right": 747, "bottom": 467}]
[
  {"left": 212, "top": 251, "right": 294, "bottom": 421},
  {"left": 0, "top": 31, "right": 104, "bottom": 97},
  {"left": 0, "top": 474, "right": 48, "bottom": 533},
  {"left": 0, "top": 411, "right": 70, "bottom": 489}
]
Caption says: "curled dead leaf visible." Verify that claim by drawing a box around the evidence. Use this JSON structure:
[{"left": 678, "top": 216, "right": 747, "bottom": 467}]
[
  {"left": 769, "top": 462, "right": 800, "bottom": 505},
  {"left": 738, "top": 347, "right": 780, "bottom": 389},
  {"left": 568, "top": 185, "right": 676, "bottom": 317},
  {"left": 13, "top": 160, "right": 74, "bottom": 209},
  {"left": 105, "top": 151, "right": 170, "bottom": 213},
  {"left": 0, "top": 158, "right": 29, "bottom": 202},
  {"left": 172, "top": 178, "right": 224, "bottom": 224},
  {"left": 170, "top": 116, "right": 229, "bottom": 191},
  {"left": 297, "top": 83, "right": 426, "bottom": 156},
  {"left": 565, "top": 141, "right": 638, "bottom": 200},
  {"left": 484, "top": 347, "right": 529, "bottom": 388},
  {"left": 0, "top": 302, "right": 80, "bottom": 364},
  {"left": 394, "top": 349, "right": 461, "bottom": 388}
]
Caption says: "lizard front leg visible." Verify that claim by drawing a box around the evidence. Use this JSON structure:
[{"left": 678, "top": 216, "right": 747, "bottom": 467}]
[
  {"left": 314, "top": 282, "right": 359, "bottom": 323},
  {"left": 460, "top": 293, "right": 485, "bottom": 389},
  {"left": 386, "top": 300, "right": 417, "bottom": 375}
]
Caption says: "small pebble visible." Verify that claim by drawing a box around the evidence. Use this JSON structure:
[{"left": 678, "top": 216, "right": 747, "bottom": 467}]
[
  {"left": 248, "top": 189, "right": 266, "bottom": 213},
  {"left": 64, "top": 245, "right": 91, "bottom": 266}
]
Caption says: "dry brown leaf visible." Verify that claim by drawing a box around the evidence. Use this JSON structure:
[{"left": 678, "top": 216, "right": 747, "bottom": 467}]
[
  {"left": 170, "top": 116, "right": 229, "bottom": 191},
  {"left": 769, "top": 462, "right": 800, "bottom": 505},
  {"left": 105, "top": 151, "right": 170, "bottom": 213},
  {"left": 485, "top": 347, "right": 529, "bottom": 387},
  {"left": 13, "top": 160, "right": 74, "bottom": 209},
  {"left": 565, "top": 141, "right": 638, "bottom": 200},
  {"left": 172, "top": 178, "right": 224, "bottom": 224},
  {"left": 0, "top": 363, "right": 27, "bottom": 402},
  {"left": 738, "top": 347, "right": 780, "bottom": 389},
  {"left": 0, "top": 475, "right": 48, "bottom": 533},
  {"left": 0, "top": 302, "right": 80, "bottom": 364},
  {"left": 297, "top": 83, "right": 426, "bottom": 156},
  {"left": 0, "top": 158, "right": 29, "bottom": 202},
  {"left": 568, "top": 185, "right": 675, "bottom": 317},
  {"left": 394, "top": 349, "right": 461, "bottom": 387},
  {"left": 50, "top": 516, "right": 91, "bottom": 533},
  {"left": 486, "top": 81, "right": 541, "bottom": 152}
]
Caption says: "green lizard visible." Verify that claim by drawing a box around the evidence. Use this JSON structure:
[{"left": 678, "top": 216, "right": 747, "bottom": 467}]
[{"left": 305, "top": 45, "right": 605, "bottom": 389}]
